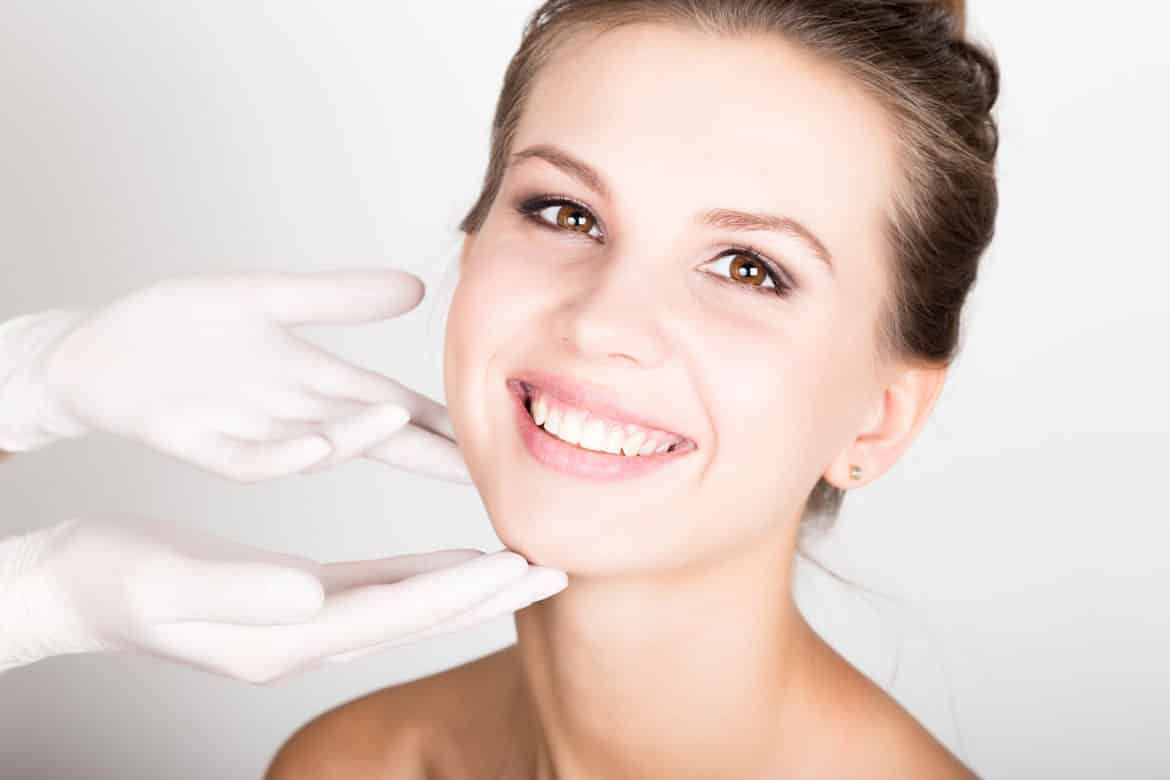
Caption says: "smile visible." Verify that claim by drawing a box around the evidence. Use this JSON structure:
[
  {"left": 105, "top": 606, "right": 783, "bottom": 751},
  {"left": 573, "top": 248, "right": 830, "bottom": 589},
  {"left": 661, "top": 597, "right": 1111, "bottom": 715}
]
[{"left": 506, "top": 373, "right": 696, "bottom": 482}]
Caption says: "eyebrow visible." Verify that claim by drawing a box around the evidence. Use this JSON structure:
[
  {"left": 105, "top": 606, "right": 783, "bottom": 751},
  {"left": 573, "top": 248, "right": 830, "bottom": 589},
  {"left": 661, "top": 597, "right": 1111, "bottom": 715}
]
[{"left": 509, "top": 143, "right": 835, "bottom": 273}]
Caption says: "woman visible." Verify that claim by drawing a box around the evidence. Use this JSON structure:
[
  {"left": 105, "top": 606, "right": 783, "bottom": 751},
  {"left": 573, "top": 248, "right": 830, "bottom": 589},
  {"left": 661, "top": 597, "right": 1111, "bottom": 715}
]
[{"left": 269, "top": 0, "right": 998, "bottom": 775}]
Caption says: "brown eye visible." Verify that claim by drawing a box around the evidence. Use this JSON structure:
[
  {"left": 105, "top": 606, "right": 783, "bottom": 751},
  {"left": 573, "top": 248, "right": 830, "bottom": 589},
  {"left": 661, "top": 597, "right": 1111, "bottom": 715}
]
[
  {"left": 521, "top": 199, "right": 604, "bottom": 240},
  {"left": 729, "top": 254, "right": 767, "bottom": 286},
  {"left": 555, "top": 204, "right": 596, "bottom": 234},
  {"left": 698, "top": 250, "right": 788, "bottom": 295}
]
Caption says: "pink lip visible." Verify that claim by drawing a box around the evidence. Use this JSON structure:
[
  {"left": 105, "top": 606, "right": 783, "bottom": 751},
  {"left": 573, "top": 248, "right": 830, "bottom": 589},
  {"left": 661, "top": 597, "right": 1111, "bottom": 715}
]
[
  {"left": 507, "top": 369, "right": 693, "bottom": 443},
  {"left": 507, "top": 376, "right": 697, "bottom": 482}
]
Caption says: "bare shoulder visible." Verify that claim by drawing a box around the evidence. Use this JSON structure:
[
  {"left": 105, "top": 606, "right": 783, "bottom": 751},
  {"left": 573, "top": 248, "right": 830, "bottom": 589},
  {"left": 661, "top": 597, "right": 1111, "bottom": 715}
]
[
  {"left": 265, "top": 647, "right": 523, "bottom": 780},
  {"left": 857, "top": 687, "right": 975, "bottom": 779},
  {"left": 798, "top": 634, "right": 977, "bottom": 779},
  {"left": 264, "top": 679, "right": 427, "bottom": 780}
]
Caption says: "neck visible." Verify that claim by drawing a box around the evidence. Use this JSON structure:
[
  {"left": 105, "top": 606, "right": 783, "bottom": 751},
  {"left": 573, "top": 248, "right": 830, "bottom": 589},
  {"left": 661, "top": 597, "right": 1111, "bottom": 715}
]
[{"left": 514, "top": 522, "right": 815, "bottom": 780}]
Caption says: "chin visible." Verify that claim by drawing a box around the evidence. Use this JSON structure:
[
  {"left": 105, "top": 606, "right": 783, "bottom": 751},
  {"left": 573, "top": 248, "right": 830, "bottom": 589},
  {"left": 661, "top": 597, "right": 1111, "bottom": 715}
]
[
  {"left": 479, "top": 491, "right": 625, "bottom": 576},
  {"left": 474, "top": 477, "right": 694, "bottom": 578}
]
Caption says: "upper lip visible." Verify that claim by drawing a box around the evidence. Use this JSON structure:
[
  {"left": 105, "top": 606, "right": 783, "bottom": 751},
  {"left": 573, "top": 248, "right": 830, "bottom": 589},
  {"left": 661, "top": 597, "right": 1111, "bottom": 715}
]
[{"left": 507, "top": 369, "right": 694, "bottom": 445}]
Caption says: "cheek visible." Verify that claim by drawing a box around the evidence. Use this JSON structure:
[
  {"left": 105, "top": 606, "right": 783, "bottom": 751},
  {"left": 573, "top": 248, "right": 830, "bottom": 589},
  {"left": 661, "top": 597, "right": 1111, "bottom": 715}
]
[
  {"left": 700, "top": 303, "right": 827, "bottom": 439},
  {"left": 801, "top": 281, "right": 889, "bottom": 446},
  {"left": 696, "top": 311, "right": 839, "bottom": 520},
  {"left": 443, "top": 242, "right": 549, "bottom": 474},
  {"left": 443, "top": 269, "right": 497, "bottom": 469}
]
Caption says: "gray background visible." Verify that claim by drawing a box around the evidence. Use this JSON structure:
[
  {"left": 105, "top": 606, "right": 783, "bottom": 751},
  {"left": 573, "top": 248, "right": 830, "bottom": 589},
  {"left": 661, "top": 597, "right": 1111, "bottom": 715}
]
[{"left": 1, "top": 1, "right": 1167, "bottom": 778}]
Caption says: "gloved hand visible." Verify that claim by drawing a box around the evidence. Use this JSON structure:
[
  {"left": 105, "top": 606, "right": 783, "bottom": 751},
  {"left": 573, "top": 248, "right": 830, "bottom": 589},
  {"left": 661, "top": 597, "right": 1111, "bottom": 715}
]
[
  {"left": 0, "top": 516, "right": 567, "bottom": 682},
  {"left": 0, "top": 269, "right": 469, "bottom": 483}
]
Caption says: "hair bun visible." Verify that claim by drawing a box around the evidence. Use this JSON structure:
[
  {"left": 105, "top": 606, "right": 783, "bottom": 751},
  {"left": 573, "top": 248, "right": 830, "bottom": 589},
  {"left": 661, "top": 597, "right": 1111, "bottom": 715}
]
[{"left": 932, "top": 0, "right": 967, "bottom": 36}]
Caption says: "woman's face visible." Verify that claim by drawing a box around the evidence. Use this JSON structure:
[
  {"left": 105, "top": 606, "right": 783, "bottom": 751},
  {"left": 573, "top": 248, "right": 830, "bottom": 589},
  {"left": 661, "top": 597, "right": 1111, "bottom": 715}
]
[{"left": 444, "top": 24, "right": 900, "bottom": 577}]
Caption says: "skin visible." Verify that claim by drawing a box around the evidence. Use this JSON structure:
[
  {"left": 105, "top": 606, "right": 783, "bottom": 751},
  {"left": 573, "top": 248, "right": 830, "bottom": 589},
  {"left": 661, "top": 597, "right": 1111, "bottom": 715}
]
[{"left": 269, "top": 22, "right": 968, "bottom": 780}]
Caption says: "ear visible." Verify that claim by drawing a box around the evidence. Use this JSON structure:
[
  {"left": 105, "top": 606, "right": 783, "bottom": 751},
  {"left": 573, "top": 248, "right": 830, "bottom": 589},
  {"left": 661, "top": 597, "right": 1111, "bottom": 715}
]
[{"left": 824, "top": 363, "right": 948, "bottom": 489}]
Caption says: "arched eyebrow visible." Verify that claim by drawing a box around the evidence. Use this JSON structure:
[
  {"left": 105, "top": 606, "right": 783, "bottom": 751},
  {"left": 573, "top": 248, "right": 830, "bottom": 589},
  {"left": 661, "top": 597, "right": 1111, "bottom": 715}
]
[
  {"left": 509, "top": 143, "right": 835, "bottom": 275},
  {"left": 511, "top": 144, "right": 612, "bottom": 201}
]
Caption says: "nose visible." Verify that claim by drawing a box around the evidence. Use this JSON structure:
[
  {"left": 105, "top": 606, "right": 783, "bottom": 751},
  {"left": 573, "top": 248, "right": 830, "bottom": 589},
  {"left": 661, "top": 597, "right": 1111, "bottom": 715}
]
[{"left": 555, "top": 251, "right": 671, "bottom": 368}]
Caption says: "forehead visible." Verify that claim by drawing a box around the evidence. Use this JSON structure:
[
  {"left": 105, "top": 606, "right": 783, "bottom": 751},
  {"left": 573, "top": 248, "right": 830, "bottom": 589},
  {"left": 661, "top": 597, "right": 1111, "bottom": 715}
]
[{"left": 513, "top": 22, "right": 900, "bottom": 262}]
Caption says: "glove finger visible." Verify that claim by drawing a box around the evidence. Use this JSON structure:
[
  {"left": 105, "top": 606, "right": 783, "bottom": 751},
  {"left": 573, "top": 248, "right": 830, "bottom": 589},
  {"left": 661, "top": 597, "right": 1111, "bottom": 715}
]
[
  {"left": 300, "top": 403, "right": 411, "bottom": 473},
  {"left": 147, "top": 559, "right": 325, "bottom": 625},
  {"left": 210, "top": 410, "right": 322, "bottom": 442},
  {"left": 384, "top": 385, "right": 457, "bottom": 441},
  {"left": 211, "top": 434, "right": 333, "bottom": 483},
  {"left": 293, "top": 343, "right": 456, "bottom": 441},
  {"left": 164, "top": 428, "right": 320, "bottom": 481},
  {"left": 149, "top": 551, "right": 530, "bottom": 677},
  {"left": 258, "top": 269, "right": 424, "bottom": 326},
  {"left": 195, "top": 394, "right": 363, "bottom": 439},
  {"left": 324, "top": 567, "right": 568, "bottom": 663},
  {"left": 404, "top": 394, "right": 456, "bottom": 442},
  {"left": 388, "top": 565, "right": 567, "bottom": 642},
  {"left": 316, "top": 549, "right": 484, "bottom": 594},
  {"left": 273, "top": 551, "right": 529, "bottom": 659},
  {"left": 294, "top": 342, "right": 405, "bottom": 405},
  {"left": 263, "top": 390, "right": 366, "bottom": 423},
  {"left": 362, "top": 424, "right": 471, "bottom": 484}
]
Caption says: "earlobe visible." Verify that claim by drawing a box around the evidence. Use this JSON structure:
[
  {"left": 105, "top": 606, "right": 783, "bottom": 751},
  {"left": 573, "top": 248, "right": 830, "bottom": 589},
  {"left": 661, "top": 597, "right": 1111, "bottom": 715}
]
[{"left": 823, "top": 364, "right": 948, "bottom": 489}]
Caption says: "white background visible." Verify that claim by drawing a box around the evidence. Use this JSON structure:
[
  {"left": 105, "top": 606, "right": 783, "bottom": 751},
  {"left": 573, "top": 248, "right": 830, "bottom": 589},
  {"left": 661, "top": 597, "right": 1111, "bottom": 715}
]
[{"left": 1, "top": 2, "right": 1167, "bottom": 778}]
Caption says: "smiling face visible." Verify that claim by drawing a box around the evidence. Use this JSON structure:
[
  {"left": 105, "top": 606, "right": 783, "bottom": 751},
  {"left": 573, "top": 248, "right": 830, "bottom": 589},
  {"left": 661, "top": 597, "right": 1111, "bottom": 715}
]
[{"left": 444, "top": 23, "right": 902, "bottom": 577}]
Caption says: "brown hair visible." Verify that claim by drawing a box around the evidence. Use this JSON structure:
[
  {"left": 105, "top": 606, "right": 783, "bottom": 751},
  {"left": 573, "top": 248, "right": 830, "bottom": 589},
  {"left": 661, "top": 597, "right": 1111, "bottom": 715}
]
[{"left": 458, "top": 0, "right": 999, "bottom": 524}]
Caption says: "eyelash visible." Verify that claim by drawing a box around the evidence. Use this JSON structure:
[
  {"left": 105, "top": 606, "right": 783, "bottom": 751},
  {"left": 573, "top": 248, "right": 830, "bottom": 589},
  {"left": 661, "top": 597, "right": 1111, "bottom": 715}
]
[{"left": 512, "top": 195, "right": 795, "bottom": 298}]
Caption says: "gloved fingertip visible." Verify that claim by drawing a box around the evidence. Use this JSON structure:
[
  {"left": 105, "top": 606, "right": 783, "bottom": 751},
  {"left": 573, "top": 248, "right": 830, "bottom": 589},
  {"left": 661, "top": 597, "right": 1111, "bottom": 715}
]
[
  {"left": 262, "top": 569, "right": 327, "bottom": 623},
  {"left": 299, "top": 454, "right": 336, "bottom": 475},
  {"left": 454, "top": 452, "right": 473, "bottom": 480},
  {"left": 478, "top": 550, "right": 532, "bottom": 579},
  {"left": 526, "top": 568, "right": 569, "bottom": 602},
  {"left": 294, "top": 435, "right": 334, "bottom": 473},
  {"left": 304, "top": 434, "right": 334, "bottom": 460},
  {"left": 436, "top": 450, "right": 473, "bottom": 484},
  {"left": 370, "top": 403, "right": 411, "bottom": 433},
  {"left": 387, "top": 404, "right": 411, "bottom": 429}
]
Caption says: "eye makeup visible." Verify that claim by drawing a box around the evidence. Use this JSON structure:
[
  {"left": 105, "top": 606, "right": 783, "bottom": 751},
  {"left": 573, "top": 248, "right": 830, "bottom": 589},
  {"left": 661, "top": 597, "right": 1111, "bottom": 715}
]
[{"left": 511, "top": 193, "right": 797, "bottom": 298}]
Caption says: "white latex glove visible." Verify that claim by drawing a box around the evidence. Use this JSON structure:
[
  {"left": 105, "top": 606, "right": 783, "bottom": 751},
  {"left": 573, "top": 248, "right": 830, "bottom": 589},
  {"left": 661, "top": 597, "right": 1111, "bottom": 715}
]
[
  {"left": 0, "top": 269, "right": 469, "bottom": 483},
  {"left": 0, "top": 516, "right": 567, "bottom": 682}
]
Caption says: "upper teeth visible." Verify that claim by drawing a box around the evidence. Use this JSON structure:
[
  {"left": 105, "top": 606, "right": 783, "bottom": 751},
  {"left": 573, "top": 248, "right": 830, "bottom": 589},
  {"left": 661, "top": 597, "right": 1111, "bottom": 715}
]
[{"left": 527, "top": 389, "right": 683, "bottom": 456}]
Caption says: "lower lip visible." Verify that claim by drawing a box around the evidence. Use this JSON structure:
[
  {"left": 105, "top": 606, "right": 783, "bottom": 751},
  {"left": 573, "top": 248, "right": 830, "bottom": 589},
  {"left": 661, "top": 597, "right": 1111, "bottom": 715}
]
[{"left": 508, "top": 380, "right": 694, "bottom": 481}]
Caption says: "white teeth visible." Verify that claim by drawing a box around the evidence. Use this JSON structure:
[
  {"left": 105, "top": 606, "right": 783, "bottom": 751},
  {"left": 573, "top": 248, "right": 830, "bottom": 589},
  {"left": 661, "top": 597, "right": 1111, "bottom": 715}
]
[
  {"left": 604, "top": 425, "right": 624, "bottom": 454},
  {"left": 544, "top": 406, "right": 562, "bottom": 436},
  {"left": 579, "top": 417, "right": 608, "bottom": 452},
  {"left": 621, "top": 429, "right": 646, "bottom": 457},
  {"left": 532, "top": 394, "right": 548, "bottom": 426},
  {"left": 526, "top": 388, "right": 685, "bottom": 457},
  {"left": 557, "top": 408, "right": 585, "bottom": 445}
]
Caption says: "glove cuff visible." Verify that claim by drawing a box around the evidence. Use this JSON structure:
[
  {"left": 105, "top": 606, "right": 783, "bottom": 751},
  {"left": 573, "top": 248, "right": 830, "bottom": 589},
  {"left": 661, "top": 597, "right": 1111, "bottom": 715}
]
[{"left": 0, "top": 310, "right": 91, "bottom": 451}]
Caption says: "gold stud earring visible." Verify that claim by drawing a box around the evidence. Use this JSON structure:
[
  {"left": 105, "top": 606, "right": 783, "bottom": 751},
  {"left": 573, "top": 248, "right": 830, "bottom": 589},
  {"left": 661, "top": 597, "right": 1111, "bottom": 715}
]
[{"left": 849, "top": 465, "right": 863, "bottom": 481}]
